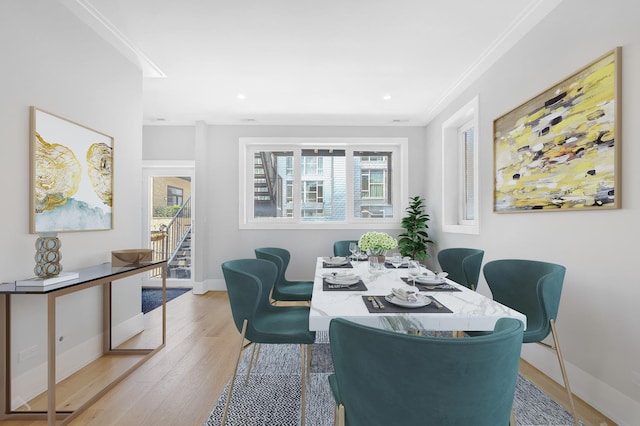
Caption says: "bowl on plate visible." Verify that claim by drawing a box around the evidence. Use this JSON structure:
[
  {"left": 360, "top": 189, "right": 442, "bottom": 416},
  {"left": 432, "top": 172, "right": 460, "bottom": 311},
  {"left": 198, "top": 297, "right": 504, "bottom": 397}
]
[{"left": 324, "top": 256, "right": 349, "bottom": 266}]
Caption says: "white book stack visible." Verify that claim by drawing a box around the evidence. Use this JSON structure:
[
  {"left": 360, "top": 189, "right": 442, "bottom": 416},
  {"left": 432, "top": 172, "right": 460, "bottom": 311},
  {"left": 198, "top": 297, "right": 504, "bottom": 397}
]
[{"left": 15, "top": 271, "right": 80, "bottom": 287}]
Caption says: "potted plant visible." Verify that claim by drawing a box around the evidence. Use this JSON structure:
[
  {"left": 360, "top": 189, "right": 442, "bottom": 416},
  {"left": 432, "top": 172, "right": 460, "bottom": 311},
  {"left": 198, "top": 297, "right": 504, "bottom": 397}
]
[
  {"left": 398, "top": 196, "right": 433, "bottom": 261},
  {"left": 358, "top": 231, "right": 398, "bottom": 262}
]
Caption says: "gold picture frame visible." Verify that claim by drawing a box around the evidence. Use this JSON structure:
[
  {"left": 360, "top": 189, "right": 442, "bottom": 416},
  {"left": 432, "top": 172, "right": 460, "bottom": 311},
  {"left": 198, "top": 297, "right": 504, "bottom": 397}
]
[
  {"left": 30, "top": 107, "right": 113, "bottom": 233},
  {"left": 493, "top": 47, "right": 621, "bottom": 212}
]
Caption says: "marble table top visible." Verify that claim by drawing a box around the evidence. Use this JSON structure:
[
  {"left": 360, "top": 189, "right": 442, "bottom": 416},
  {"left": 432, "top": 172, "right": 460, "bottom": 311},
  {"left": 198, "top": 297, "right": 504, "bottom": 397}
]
[{"left": 309, "top": 257, "right": 527, "bottom": 333}]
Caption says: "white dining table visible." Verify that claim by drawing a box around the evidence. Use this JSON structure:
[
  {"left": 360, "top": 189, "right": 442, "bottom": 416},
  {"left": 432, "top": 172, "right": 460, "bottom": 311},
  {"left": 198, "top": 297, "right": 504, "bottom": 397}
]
[{"left": 309, "top": 257, "right": 527, "bottom": 333}]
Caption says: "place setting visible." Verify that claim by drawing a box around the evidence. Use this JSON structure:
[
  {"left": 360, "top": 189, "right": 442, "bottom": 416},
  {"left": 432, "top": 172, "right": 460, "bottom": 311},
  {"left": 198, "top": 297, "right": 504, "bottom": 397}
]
[
  {"left": 322, "top": 256, "right": 353, "bottom": 268},
  {"left": 362, "top": 285, "right": 452, "bottom": 314},
  {"left": 401, "top": 271, "right": 461, "bottom": 292},
  {"left": 322, "top": 272, "right": 367, "bottom": 291}
]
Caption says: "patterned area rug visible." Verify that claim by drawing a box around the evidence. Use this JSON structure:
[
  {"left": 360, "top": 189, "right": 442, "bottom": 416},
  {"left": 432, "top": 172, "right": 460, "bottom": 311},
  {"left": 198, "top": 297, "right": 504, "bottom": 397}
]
[
  {"left": 205, "top": 335, "right": 580, "bottom": 426},
  {"left": 141, "top": 287, "right": 190, "bottom": 314}
]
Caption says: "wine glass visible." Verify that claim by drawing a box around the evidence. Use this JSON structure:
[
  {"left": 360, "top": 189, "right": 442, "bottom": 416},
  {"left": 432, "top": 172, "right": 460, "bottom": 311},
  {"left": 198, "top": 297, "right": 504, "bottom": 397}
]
[
  {"left": 349, "top": 242, "right": 358, "bottom": 260},
  {"left": 407, "top": 260, "right": 421, "bottom": 287},
  {"left": 390, "top": 253, "right": 403, "bottom": 278}
]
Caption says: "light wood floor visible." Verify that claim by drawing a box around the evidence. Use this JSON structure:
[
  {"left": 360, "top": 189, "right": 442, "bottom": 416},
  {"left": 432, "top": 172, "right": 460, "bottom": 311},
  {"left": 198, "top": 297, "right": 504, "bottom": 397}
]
[{"left": 1, "top": 291, "right": 615, "bottom": 426}]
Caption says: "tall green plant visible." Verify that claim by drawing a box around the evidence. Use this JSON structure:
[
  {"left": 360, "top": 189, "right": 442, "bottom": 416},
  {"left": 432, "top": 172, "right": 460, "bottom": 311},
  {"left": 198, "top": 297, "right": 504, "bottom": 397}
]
[{"left": 398, "top": 196, "right": 433, "bottom": 261}]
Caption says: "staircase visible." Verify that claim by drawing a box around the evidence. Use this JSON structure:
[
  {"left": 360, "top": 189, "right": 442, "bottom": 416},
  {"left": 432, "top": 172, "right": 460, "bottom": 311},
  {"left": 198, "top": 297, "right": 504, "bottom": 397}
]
[
  {"left": 168, "top": 228, "right": 191, "bottom": 278},
  {"left": 254, "top": 152, "right": 277, "bottom": 217}
]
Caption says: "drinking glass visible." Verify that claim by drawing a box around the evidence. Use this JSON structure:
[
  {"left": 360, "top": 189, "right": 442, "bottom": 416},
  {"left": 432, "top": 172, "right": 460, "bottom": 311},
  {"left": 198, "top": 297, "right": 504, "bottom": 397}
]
[
  {"left": 390, "top": 253, "right": 403, "bottom": 278},
  {"left": 368, "top": 257, "right": 381, "bottom": 279},
  {"left": 349, "top": 242, "right": 358, "bottom": 260},
  {"left": 407, "top": 260, "right": 421, "bottom": 287}
]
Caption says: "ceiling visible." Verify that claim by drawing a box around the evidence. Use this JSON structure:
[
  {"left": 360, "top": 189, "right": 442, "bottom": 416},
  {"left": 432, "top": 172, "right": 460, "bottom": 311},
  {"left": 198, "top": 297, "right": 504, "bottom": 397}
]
[{"left": 61, "top": 0, "right": 562, "bottom": 126}]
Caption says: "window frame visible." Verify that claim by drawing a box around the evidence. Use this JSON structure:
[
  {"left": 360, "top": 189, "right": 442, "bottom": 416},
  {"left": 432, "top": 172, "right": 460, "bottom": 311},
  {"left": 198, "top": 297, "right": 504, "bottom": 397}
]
[
  {"left": 441, "top": 96, "right": 480, "bottom": 235},
  {"left": 239, "top": 137, "right": 408, "bottom": 229}
]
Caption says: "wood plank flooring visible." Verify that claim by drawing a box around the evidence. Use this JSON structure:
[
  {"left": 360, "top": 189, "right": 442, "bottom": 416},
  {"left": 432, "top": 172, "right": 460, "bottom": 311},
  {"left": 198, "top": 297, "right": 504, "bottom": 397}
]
[{"left": 0, "top": 291, "right": 615, "bottom": 426}]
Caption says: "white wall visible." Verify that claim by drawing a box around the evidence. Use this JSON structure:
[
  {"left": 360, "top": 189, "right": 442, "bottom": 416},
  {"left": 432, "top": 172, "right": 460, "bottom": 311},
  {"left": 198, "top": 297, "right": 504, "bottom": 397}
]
[
  {"left": 0, "top": 0, "right": 143, "bottom": 405},
  {"left": 143, "top": 124, "right": 427, "bottom": 291},
  {"left": 425, "top": 0, "right": 640, "bottom": 423}
]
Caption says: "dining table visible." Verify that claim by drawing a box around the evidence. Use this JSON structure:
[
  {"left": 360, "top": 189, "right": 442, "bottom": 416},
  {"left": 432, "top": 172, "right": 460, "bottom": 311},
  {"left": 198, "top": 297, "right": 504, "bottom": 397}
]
[{"left": 308, "top": 256, "right": 527, "bottom": 333}]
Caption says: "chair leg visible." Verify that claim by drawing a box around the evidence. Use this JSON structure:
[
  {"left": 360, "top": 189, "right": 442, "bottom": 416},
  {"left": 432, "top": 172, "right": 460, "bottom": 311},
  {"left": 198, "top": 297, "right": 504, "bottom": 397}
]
[
  {"left": 221, "top": 320, "right": 248, "bottom": 426},
  {"left": 245, "top": 343, "right": 261, "bottom": 384},
  {"left": 306, "top": 344, "right": 312, "bottom": 383},
  {"left": 300, "top": 344, "right": 307, "bottom": 426},
  {"left": 550, "top": 319, "right": 579, "bottom": 426},
  {"left": 337, "top": 403, "right": 345, "bottom": 426}
]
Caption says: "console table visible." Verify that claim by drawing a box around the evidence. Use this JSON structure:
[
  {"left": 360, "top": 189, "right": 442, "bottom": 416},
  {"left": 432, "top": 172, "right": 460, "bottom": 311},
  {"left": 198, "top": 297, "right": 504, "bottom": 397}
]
[{"left": 0, "top": 261, "right": 167, "bottom": 425}]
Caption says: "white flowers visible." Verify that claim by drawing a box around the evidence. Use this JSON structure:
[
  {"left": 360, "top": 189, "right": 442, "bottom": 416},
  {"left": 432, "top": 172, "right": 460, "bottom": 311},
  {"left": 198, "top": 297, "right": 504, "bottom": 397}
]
[{"left": 358, "top": 232, "right": 398, "bottom": 254}]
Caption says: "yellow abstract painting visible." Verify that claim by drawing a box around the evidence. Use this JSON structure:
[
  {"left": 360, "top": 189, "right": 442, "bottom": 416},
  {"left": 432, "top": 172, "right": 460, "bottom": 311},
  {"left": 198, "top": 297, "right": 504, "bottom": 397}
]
[{"left": 493, "top": 48, "right": 620, "bottom": 212}]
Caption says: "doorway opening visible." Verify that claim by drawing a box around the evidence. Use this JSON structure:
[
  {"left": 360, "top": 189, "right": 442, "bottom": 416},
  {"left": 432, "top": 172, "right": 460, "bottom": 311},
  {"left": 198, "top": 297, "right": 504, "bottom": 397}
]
[{"left": 142, "top": 163, "right": 194, "bottom": 288}]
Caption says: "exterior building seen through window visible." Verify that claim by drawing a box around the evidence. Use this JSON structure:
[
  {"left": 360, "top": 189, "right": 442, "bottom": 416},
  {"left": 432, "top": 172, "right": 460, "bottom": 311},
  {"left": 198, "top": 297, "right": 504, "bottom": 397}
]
[{"left": 243, "top": 138, "right": 406, "bottom": 228}]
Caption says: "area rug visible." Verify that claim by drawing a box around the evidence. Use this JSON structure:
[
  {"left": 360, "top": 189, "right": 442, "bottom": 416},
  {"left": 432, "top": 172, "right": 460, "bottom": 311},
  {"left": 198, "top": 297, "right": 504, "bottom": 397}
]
[
  {"left": 141, "top": 287, "right": 190, "bottom": 314},
  {"left": 205, "top": 337, "right": 581, "bottom": 426}
]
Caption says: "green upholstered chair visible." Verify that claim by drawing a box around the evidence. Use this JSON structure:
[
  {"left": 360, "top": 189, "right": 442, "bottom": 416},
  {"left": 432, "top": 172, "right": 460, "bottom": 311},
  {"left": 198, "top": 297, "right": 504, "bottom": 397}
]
[
  {"left": 333, "top": 240, "right": 358, "bottom": 257},
  {"left": 482, "top": 259, "right": 578, "bottom": 426},
  {"left": 437, "top": 247, "right": 484, "bottom": 290},
  {"left": 255, "top": 247, "right": 313, "bottom": 302},
  {"left": 328, "top": 317, "right": 524, "bottom": 426},
  {"left": 221, "top": 258, "right": 316, "bottom": 425}
]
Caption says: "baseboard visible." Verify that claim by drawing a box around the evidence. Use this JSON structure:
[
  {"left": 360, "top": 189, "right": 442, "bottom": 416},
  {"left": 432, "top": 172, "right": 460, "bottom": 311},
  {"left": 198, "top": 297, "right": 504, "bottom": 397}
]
[
  {"left": 10, "top": 314, "right": 145, "bottom": 410},
  {"left": 111, "top": 312, "right": 145, "bottom": 347},
  {"left": 522, "top": 343, "right": 640, "bottom": 425},
  {"left": 195, "top": 277, "right": 226, "bottom": 294},
  {"left": 11, "top": 334, "right": 102, "bottom": 410}
]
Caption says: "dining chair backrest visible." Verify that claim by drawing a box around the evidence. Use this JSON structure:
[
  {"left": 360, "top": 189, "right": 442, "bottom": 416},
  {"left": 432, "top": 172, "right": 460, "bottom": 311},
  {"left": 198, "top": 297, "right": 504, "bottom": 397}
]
[
  {"left": 329, "top": 317, "right": 524, "bottom": 426},
  {"left": 255, "top": 247, "right": 290, "bottom": 284},
  {"left": 437, "top": 247, "right": 484, "bottom": 290},
  {"left": 221, "top": 258, "right": 279, "bottom": 341},
  {"left": 483, "top": 259, "right": 565, "bottom": 343},
  {"left": 333, "top": 240, "right": 358, "bottom": 257}
]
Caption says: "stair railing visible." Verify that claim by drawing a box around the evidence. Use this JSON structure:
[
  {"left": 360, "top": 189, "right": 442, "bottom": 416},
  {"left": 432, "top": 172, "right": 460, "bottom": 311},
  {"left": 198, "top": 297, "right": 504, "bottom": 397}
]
[{"left": 151, "top": 196, "right": 192, "bottom": 278}]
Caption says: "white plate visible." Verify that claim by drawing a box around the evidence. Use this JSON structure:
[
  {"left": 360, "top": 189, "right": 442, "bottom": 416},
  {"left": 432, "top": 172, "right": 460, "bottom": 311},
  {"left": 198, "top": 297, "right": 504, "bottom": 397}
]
[
  {"left": 385, "top": 294, "right": 431, "bottom": 308},
  {"left": 325, "top": 276, "right": 360, "bottom": 286},
  {"left": 415, "top": 276, "right": 446, "bottom": 285},
  {"left": 324, "top": 257, "right": 348, "bottom": 266}
]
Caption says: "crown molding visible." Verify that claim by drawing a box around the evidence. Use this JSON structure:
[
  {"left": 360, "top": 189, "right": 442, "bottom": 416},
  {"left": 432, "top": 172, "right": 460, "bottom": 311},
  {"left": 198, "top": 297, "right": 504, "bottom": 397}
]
[{"left": 58, "top": 0, "right": 166, "bottom": 78}]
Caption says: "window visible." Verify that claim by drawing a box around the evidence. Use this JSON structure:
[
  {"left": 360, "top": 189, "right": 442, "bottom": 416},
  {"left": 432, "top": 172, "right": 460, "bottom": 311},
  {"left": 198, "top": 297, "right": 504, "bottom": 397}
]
[
  {"left": 240, "top": 138, "right": 407, "bottom": 229},
  {"left": 166, "top": 185, "right": 183, "bottom": 206},
  {"left": 442, "top": 96, "right": 479, "bottom": 234}
]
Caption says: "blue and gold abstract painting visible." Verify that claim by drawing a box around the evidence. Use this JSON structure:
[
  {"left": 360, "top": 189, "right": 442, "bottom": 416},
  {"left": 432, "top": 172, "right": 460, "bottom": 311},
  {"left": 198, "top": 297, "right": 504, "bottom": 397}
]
[{"left": 31, "top": 108, "right": 113, "bottom": 232}]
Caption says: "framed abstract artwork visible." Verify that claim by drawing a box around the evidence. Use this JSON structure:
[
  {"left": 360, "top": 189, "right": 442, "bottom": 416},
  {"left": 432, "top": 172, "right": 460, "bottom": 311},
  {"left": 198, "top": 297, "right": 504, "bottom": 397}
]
[
  {"left": 493, "top": 47, "right": 621, "bottom": 212},
  {"left": 30, "top": 107, "right": 113, "bottom": 233}
]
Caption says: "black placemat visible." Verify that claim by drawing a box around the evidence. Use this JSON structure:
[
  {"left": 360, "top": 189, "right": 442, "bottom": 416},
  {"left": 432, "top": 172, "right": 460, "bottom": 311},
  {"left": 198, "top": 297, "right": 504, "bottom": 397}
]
[
  {"left": 361, "top": 295, "right": 453, "bottom": 313},
  {"left": 384, "top": 261, "right": 408, "bottom": 269},
  {"left": 400, "top": 277, "right": 461, "bottom": 292},
  {"left": 323, "top": 279, "right": 367, "bottom": 291},
  {"left": 322, "top": 261, "right": 353, "bottom": 268}
]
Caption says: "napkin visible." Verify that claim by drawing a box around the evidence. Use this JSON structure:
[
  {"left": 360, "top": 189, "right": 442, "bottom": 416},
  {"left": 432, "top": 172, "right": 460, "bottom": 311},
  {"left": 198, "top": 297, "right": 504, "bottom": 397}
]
[
  {"left": 391, "top": 286, "right": 420, "bottom": 302},
  {"left": 322, "top": 272, "right": 357, "bottom": 280}
]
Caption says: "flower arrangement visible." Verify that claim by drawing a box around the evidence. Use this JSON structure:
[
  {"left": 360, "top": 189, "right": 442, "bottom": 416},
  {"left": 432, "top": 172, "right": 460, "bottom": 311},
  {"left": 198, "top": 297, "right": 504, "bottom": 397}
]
[{"left": 358, "top": 231, "right": 398, "bottom": 255}]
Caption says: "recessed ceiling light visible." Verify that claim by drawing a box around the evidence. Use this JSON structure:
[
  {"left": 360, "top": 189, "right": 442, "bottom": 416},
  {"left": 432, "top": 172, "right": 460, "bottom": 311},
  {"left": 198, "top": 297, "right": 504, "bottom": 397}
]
[
  {"left": 241, "top": 118, "right": 257, "bottom": 122},
  {"left": 237, "top": 93, "right": 247, "bottom": 100},
  {"left": 383, "top": 95, "right": 392, "bottom": 100},
  {"left": 391, "top": 119, "right": 410, "bottom": 123}
]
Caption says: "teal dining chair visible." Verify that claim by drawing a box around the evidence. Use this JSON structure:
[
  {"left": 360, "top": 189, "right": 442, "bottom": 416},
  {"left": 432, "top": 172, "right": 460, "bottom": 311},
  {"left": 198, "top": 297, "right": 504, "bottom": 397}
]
[
  {"left": 333, "top": 240, "right": 358, "bottom": 257},
  {"left": 221, "top": 258, "right": 316, "bottom": 425},
  {"left": 255, "top": 247, "right": 313, "bottom": 302},
  {"left": 482, "top": 259, "right": 579, "bottom": 426},
  {"left": 437, "top": 247, "right": 484, "bottom": 290},
  {"left": 328, "top": 317, "right": 524, "bottom": 426}
]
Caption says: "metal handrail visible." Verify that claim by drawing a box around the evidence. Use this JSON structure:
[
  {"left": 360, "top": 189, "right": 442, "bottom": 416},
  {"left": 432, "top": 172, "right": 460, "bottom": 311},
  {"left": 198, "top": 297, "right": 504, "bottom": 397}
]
[{"left": 151, "top": 196, "right": 192, "bottom": 278}]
